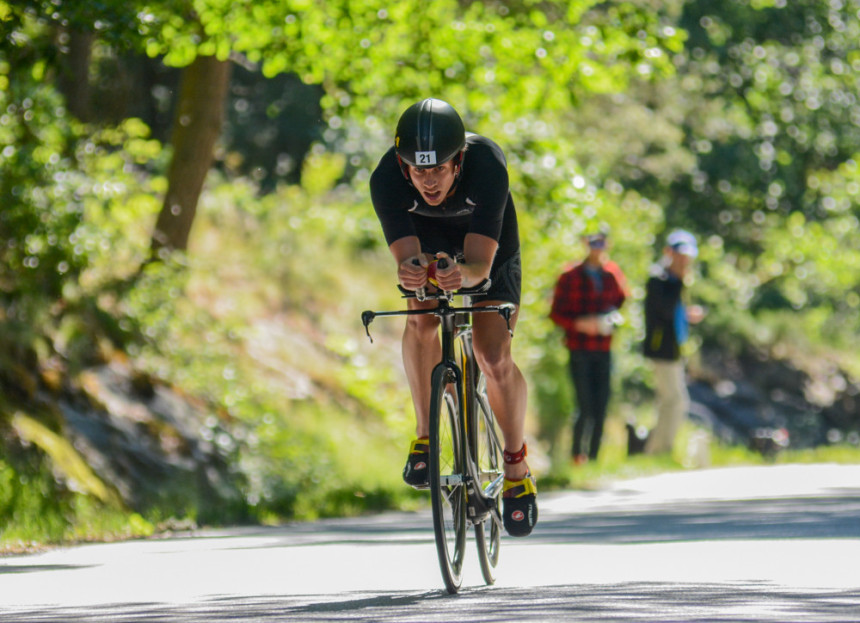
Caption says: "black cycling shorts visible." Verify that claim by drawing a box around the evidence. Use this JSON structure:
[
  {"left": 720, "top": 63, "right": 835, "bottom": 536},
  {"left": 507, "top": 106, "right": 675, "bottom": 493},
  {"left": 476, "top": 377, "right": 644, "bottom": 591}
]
[{"left": 485, "top": 252, "right": 521, "bottom": 306}]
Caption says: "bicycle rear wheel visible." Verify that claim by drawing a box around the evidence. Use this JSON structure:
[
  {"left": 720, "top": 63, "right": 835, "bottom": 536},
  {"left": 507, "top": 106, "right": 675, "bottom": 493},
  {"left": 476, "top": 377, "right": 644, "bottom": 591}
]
[
  {"left": 469, "top": 364, "right": 504, "bottom": 585},
  {"left": 428, "top": 365, "right": 467, "bottom": 594}
]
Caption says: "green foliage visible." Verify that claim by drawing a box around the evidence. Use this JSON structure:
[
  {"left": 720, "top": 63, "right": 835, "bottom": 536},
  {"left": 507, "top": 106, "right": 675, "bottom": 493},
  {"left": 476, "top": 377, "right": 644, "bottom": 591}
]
[
  {"left": 0, "top": 457, "right": 73, "bottom": 545},
  {"left": 0, "top": 43, "right": 165, "bottom": 371},
  {"left": 11, "top": 0, "right": 681, "bottom": 169},
  {"left": 0, "top": 440, "right": 153, "bottom": 549},
  {"left": 114, "top": 174, "right": 416, "bottom": 522},
  {"left": 0, "top": 84, "right": 87, "bottom": 304}
]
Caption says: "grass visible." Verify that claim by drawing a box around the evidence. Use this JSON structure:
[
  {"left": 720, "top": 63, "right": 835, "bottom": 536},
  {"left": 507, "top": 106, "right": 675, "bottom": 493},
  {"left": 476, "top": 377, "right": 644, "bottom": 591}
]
[{"left": 538, "top": 416, "right": 860, "bottom": 494}]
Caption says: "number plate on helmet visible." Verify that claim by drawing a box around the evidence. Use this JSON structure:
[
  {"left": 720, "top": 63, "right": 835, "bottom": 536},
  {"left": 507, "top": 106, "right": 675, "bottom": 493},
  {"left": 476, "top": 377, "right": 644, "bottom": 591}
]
[{"left": 415, "top": 151, "right": 437, "bottom": 165}]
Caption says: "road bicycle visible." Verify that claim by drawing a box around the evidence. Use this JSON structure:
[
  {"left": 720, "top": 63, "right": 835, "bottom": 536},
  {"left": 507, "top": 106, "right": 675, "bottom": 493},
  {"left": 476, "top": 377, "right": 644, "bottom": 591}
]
[{"left": 361, "top": 267, "right": 514, "bottom": 593}]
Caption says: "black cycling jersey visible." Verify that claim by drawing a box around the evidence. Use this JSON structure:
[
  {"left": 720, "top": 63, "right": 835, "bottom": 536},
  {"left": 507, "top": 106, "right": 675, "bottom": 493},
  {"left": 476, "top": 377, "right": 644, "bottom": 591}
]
[{"left": 370, "top": 133, "right": 520, "bottom": 268}]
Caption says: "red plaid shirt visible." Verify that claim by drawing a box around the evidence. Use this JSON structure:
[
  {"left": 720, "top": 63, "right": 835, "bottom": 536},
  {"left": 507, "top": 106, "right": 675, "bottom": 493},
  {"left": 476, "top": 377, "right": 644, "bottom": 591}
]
[{"left": 550, "top": 260, "right": 627, "bottom": 352}]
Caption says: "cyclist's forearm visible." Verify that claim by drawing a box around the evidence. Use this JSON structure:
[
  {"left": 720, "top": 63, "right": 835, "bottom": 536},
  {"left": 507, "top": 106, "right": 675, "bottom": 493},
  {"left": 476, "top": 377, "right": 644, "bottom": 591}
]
[
  {"left": 457, "top": 261, "right": 492, "bottom": 288},
  {"left": 462, "top": 233, "right": 498, "bottom": 287},
  {"left": 389, "top": 236, "right": 422, "bottom": 265}
]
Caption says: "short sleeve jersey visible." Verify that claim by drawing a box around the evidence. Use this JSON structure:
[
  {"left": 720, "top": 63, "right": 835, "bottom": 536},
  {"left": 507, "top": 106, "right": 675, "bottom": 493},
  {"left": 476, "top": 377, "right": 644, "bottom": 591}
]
[{"left": 369, "top": 134, "right": 520, "bottom": 268}]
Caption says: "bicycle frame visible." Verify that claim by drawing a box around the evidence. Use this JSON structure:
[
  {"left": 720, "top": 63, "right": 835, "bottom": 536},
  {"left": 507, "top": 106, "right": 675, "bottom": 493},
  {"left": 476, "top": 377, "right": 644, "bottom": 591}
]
[{"left": 361, "top": 284, "right": 514, "bottom": 591}]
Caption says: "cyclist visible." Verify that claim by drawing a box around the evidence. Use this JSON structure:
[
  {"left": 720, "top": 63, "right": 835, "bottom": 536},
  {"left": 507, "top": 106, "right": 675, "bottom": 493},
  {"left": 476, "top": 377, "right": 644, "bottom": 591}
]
[{"left": 370, "top": 98, "right": 537, "bottom": 537}]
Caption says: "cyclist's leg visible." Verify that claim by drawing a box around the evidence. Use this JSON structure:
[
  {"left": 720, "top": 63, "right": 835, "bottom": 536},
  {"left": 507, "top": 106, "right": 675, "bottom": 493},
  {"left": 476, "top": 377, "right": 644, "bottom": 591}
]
[
  {"left": 471, "top": 305, "right": 528, "bottom": 481},
  {"left": 402, "top": 296, "right": 441, "bottom": 438},
  {"left": 471, "top": 252, "right": 528, "bottom": 481},
  {"left": 400, "top": 226, "right": 453, "bottom": 438},
  {"left": 473, "top": 305, "right": 538, "bottom": 537}
]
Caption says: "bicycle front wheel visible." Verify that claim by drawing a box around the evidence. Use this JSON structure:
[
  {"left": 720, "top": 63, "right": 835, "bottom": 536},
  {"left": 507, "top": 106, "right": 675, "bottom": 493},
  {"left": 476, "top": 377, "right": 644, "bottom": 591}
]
[
  {"left": 428, "top": 364, "right": 467, "bottom": 594},
  {"left": 470, "top": 364, "right": 504, "bottom": 585}
]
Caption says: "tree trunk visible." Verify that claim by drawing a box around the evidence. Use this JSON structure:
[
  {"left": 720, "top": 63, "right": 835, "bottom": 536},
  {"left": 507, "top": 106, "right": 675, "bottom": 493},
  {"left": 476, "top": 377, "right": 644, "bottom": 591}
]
[
  {"left": 57, "top": 28, "right": 94, "bottom": 121},
  {"left": 150, "top": 55, "right": 232, "bottom": 257}
]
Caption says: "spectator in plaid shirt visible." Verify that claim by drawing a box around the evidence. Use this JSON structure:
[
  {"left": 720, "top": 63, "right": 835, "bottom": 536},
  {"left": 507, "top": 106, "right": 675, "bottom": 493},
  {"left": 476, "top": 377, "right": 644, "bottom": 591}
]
[{"left": 550, "top": 231, "right": 628, "bottom": 464}]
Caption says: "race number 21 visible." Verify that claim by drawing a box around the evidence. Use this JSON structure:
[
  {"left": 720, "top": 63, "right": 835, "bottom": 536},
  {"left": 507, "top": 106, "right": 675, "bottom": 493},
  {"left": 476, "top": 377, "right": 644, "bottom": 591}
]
[{"left": 415, "top": 151, "right": 437, "bottom": 165}]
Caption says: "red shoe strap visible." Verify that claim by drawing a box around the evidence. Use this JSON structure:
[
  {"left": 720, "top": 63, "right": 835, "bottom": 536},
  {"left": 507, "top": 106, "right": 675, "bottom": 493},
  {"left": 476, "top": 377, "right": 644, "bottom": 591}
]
[{"left": 503, "top": 443, "right": 527, "bottom": 465}]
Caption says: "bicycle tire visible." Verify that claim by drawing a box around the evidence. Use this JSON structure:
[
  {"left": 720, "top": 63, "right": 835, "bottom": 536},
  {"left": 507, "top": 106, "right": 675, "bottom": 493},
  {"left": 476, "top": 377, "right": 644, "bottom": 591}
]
[
  {"left": 428, "top": 364, "right": 467, "bottom": 594},
  {"left": 467, "top": 357, "right": 504, "bottom": 585}
]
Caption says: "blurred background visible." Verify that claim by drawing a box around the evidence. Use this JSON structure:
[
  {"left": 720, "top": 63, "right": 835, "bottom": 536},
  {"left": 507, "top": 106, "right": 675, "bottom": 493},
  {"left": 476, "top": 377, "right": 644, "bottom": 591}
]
[{"left": 2, "top": 0, "right": 859, "bottom": 548}]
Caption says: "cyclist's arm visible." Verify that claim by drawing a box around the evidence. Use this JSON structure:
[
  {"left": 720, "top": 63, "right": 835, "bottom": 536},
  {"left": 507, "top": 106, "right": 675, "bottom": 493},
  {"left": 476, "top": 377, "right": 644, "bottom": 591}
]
[
  {"left": 389, "top": 236, "right": 428, "bottom": 291},
  {"left": 458, "top": 232, "right": 498, "bottom": 289}
]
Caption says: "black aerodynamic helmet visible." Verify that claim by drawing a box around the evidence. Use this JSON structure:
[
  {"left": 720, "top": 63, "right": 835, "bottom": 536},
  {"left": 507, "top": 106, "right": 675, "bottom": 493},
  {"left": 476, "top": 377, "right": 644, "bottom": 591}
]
[{"left": 395, "top": 98, "right": 466, "bottom": 169}]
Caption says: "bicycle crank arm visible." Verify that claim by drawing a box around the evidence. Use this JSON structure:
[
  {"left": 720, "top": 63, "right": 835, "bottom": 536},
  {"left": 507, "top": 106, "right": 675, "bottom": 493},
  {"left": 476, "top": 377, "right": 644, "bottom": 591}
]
[
  {"left": 465, "top": 474, "right": 502, "bottom": 519},
  {"left": 483, "top": 474, "right": 505, "bottom": 499}
]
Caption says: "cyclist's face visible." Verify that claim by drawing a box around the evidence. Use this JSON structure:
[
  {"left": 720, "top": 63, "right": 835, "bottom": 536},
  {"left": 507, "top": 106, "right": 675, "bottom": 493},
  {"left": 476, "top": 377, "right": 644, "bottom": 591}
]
[{"left": 408, "top": 161, "right": 458, "bottom": 206}]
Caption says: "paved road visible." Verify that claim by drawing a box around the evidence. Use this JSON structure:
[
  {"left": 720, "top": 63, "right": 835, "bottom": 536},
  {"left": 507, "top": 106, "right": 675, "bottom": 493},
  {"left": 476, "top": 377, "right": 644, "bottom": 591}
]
[{"left": 1, "top": 464, "right": 859, "bottom": 622}]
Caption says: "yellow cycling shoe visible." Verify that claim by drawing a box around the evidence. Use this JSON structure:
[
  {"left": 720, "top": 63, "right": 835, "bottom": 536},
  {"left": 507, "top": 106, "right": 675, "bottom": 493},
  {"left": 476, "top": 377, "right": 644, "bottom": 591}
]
[
  {"left": 502, "top": 472, "right": 538, "bottom": 537},
  {"left": 402, "top": 437, "right": 430, "bottom": 489},
  {"left": 501, "top": 443, "right": 537, "bottom": 537}
]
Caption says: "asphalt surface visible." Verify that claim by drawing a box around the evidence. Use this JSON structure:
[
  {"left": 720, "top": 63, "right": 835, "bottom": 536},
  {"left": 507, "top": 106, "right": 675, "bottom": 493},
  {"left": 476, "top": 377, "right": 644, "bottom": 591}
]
[{"left": 1, "top": 463, "right": 859, "bottom": 621}]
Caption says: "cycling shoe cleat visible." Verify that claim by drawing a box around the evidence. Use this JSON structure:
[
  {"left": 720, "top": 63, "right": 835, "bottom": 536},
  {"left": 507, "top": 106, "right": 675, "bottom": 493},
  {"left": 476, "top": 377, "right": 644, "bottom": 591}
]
[
  {"left": 403, "top": 437, "right": 430, "bottom": 489},
  {"left": 502, "top": 472, "right": 538, "bottom": 537}
]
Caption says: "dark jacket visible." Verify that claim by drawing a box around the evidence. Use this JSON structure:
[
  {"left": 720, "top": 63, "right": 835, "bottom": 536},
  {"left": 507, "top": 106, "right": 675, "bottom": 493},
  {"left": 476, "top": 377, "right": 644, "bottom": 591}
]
[{"left": 643, "top": 264, "right": 685, "bottom": 361}]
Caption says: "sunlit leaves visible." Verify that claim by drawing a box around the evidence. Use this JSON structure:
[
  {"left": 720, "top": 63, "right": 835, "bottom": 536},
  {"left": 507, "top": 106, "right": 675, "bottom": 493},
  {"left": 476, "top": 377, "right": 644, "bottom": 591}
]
[
  {"left": 0, "top": 60, "right": 164, "bottom": 351},
  {"left": 71, "top": 0, "right": 684, "bottom": 123},
  {"left": 664, "top": 1, "right": 860, "bottom": 330}
]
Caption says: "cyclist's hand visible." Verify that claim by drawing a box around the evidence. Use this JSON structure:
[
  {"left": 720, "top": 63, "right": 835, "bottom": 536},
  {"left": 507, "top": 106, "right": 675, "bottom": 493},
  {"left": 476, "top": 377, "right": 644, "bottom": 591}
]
[
  {"left": 432, "top": 253, "right": 462, "bottom": 292},
  {"left": 399, "top": 255, "right": 428, "bottom": 291}
]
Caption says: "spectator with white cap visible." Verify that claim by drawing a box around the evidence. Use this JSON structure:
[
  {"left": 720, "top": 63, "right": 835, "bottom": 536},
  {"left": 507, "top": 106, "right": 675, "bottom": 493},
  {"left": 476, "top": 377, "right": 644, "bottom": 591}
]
[{"left": 642, "top": 229, "right": 705, "bottom": 455}]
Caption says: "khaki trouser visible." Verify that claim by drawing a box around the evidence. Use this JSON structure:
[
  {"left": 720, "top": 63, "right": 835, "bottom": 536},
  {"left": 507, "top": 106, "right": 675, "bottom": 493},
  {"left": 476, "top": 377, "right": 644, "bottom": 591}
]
[{"left": 645, "top": 359, "right": 689, "bottom": 455}]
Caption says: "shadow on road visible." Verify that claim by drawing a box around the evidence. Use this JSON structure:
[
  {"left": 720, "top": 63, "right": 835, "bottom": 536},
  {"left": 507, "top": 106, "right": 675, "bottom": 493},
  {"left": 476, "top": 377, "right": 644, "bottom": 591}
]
[
  {"left": 3, "top": 470, "right": 859, "bottom": 622},
  {"left": 165, "top": 493, "right": 860, "bottom": 549},
  {"left": 4, "top": 582, "right": 859, "bottom": 622},
  {"left": 112, "top": 487, "right": 859, "bottom": 556},
  {"left": 534, "top": 495, "right": 860, "bottom": 544},
  {"left": 0, "top": 564, "right": 95, "bottom": 576}
]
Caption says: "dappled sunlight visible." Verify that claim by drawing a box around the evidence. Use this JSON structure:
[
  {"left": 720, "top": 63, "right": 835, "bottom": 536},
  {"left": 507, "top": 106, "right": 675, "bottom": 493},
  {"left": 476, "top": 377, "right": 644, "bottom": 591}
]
[{"left": 2, "top": 465, "right": 859, "bottom": 620}]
